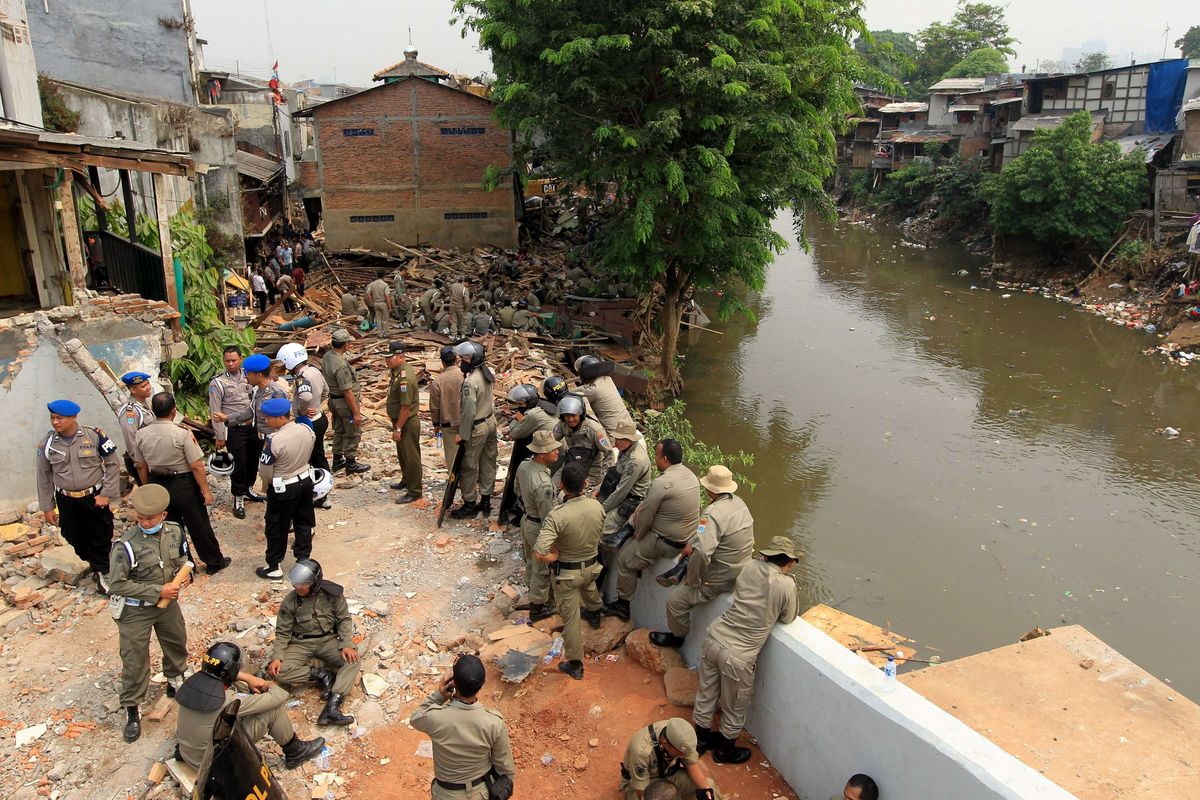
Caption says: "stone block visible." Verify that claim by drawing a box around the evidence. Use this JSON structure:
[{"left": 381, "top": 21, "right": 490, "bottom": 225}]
[
  {"left": 582, "top": 616, "right": 635, "bottom": 654},
  {"left": 663, "top": 667, "right": 699, "bottom": 707},
  {"left": 38, "top": 547, "right": 90, "bottom": 585},
  {"left": 625, "top": 629, "right": 685, "bottom": 676}
]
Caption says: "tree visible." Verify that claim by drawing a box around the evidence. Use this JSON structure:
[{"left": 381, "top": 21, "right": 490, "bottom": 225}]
[
  {"left": 455, "top": 0, "right": 865, "bottom": 390},
  {"left": 1036, "top": 59, "right": 1069, "bottom": 74},
  {"left": 854, "top": 30, "right": 918, "bottom": 89},
  {"left": 913, "top": 2, "right": 1016, "bottom": 90},
  {"left": 1176, "top": 25, "right": 1200, "bottom": 58},
  {"left": 1073, "top": 51, "right": 1112, "bottom": 72},
  {"left": 944, "top": 47, "right": 1010, "bottom": 78},
  {"left": 982, "top": 111, "right": 1146, "bottom": 249}
]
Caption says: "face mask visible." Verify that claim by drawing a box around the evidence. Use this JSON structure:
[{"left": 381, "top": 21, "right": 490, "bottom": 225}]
[
  {"left": 460, "top": 362, "right": 474, "bottom": 375},
  {"left": 139, "top": 522, "right": 164, "bottom": 535}
]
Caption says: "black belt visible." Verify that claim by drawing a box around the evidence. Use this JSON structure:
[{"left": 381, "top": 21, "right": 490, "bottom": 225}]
[
  {"left": 329, "top": 393, "right": 344, "bottom": 399},
  {"left": 151, "top": 470, "right": 190, "bottom": 478},
  {"left": 438, "top": 422, "right": 453, "bottom": 428},
  {"left": 657, "top": 535, "right": 688, "bottom": 550},
  {"left": 434, "top": 776, "right": 488, "bottom": 791},
  {"left": 229, "top": 421, "right": 254, "bottom": 428},
  {"left": 524, "top": 515, "right": 542, "bottom": 524},
  {"left": 556, "top": 555, "right": 598, "bottom": 570},
  {"left": 471, "top": 413, "right": 494, "bottom": 428},
  {"left": 293, "top": 632, "right": 331, "bottom": 640}
]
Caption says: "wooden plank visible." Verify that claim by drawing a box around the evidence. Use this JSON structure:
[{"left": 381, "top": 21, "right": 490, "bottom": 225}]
[
  {"left": 487, "top": 624, "right": 538, "bottom": 642},
  {"left": 151, "top": 173, "right": 178, "bottom": 312},
  {"left": 57, "top": 173, "right": 87, "bottom": 292}
]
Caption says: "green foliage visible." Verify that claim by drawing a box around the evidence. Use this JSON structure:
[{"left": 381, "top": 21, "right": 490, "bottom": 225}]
[
  {"left": 1074, "top": 51, "right": 1112, "bottom": 72},
  {"left": 1177, "top": 25, "right": 1200, "bottom": 58},
  {"left": 982, "top": 111, "right": 1146, "bottom": 249},
  {"left": 455, "top": 0, "right": 866, "bottom": 385},
  {"left": 875, "top": 162, "right": 935, "bottom": 215},
  {"left": 944, "top": 47, "right": 1010, "bottom": 78},
  {"left": 928, "top": 155, "right": 988, "bottom": 230},
  {"left": 854, "top": 30, "right": 918, "bottom": 92},
  {"left": 641, "top": 401, "right": 755, "bottom": 492},
  {"left": 846, "top": 169, "right": 872, "bottom": 202},
  {"left": 37, "top": 73, "right": 80, "bottom": 133},
  {"left": 912, "top": 2, "right": 1015, "bottom": 91},
  {"left": 1114, "top": 238, "right": 1149, "bottom": 268}
]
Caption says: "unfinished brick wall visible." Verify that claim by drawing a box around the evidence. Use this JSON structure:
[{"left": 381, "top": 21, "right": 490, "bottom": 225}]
[{"left": 311, "top": 77, "right": 518, "bottom": 251}]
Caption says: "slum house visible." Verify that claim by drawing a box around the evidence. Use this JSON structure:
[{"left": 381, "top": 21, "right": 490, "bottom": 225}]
[
  {"left": 236, "top": 145, "right": 287, "bottom": 244},
  {"left": 199, "top": 69, "right": 307, "bottom": 181},
  {"left": 834, "top": 86, "right": 902, "bottom": 170},
  {"left": 926, "top": 77, "right": 987, "bottom": 129},
  {"left": 1154, "top": 98, "right": 1200, "bottom": 240},
  {"left": 295, "top": 54, "right": 521, "bottom": 252},
  {"left": 942, "top": 84, "right": 1026, "bottom": 171}
]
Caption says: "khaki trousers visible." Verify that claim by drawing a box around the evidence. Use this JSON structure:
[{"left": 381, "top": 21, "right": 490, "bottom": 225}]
[
  {"left": 276, "top": 636, "right": 361, "bottom": 696},
  {"left": 371, "top": 302, "right": 390, "bottom": 335},
  {"left": 616, "top": 535, "right": 684, "bottom": 599},
  {"left": 554, "top": 562, "right": 603, "bottom": 661},
  {"left": 666, "top": 582, "right": 728, "bottom": 637},
  {"left": 450, "top": 305, "right": 470, "bottom": 337},
  {"left": 459, "top": 418, "right": 497, "bottom": 503},
  {"left": 693, "top": 638, "right": 755, "bottom": 738},
  {"left": 393, "top": 413, "right": 423, "bottom": 495},
  {"left": 117, "top": 602, "right": 188, "bottom": 706},
  {"left": 241, "top": 705, "right": 295, "bottom": 747},
  {"left": 329, "top": 398, "right": 361, "bottom": 458},
  {"left": 431, "top": 781, "right": 489, "bottom": 800},
  {"left": 620, "top": 773, "right": 722, "bottom": 800},
  {"left": 520, "top": 518, "right": 551, "bottom": 605}
]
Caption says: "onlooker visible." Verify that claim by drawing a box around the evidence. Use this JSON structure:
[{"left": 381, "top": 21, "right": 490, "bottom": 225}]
[
  {"left": 292, "top": 263, "right": 306, "bottom": 297},
  {"left": 250, "top": 269, "right": 268, "bottom": 311},
  {"left": 836, "top": 774, "right": 879, "bottom": 800}
]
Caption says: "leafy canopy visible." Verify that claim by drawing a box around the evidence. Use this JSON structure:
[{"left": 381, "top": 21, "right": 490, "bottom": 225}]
[
  {"left": 913, "top": 2, "right": 1015, "bottom": 90},
  {"left": 982, "top": 111, "right": 1146, "bottom": 249},
  {"left": 1176, "top": 25, "right": 1200, "bottom": 58},
  {"left": 944, "top": 46, "right": 1010, "bottom": 78},
  {"left": 854, "top": 30, "right": 918, "bottom": 91},
  {"left": 1073, "top": 51, "right": 1113, "bottom": 72}
]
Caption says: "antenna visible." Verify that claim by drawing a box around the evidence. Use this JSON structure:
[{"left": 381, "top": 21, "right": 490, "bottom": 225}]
[
  {"left": 409, "top": 27, "right": 413, "bottom": 46},
  {"left": 1162, "top": 25, "right": 1170, "bottom": 59}
]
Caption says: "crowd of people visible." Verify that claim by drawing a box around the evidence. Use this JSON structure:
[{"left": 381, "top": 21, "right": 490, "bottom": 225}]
[{"left": 32, "top": 276, "right": 882, "bottom": 796}]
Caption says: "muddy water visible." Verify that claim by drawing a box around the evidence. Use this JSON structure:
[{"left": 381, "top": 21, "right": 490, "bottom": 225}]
[{"left": 679, "top": 216, "right": 1200, "bottom": 700}]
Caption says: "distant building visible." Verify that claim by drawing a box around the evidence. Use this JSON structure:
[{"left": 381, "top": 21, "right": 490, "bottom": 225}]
[
  {"left": 373, "top": 46, "right": 451, "bottom": 84},
  {"left": 927, "top": 78, "right": 987, "bottom": 128},
  {"left": 297, "top": 53, "right": 520, "bottom": 252}
]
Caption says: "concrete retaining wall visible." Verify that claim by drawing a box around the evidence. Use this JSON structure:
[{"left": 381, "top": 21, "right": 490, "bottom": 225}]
[{"left": 628, "top": 556, "right": 1077, "bottom": 800}]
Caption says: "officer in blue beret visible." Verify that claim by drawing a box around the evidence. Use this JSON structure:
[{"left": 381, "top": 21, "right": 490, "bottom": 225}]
[
  {"left": 118, "top": 373, "right": 154, "bottom": 486},
  {"left": 35, "top": 399, "right": 121, "bottom": 594},
  {"left": 255, "top": 398, "right": 317, "bottom": 579},
  {"left": 239, "top": 354, "right": 289, "bottom": 516}
]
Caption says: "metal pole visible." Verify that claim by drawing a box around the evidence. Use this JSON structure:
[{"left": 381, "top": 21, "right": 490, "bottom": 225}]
[{"left": 119, "top": 169, "right": 137, "bottom": 241}]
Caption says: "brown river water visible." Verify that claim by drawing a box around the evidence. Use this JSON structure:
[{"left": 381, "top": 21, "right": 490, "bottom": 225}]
[{"left": 678, "top": 216, "right": 1200, "bottom": 700}]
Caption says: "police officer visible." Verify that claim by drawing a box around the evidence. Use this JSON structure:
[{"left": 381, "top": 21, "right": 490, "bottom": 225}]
[
  {"left": 208, "top": 345, "right": 256, "bottom": 518},
  {"left": 553, "top": 395, "right": 613, "bottom": 489},
  {"left": 278, "top": 342, "right": 330, "bottom": 473},
  {"left": 534, "top": 462, "right": 605, "bottom": 681},
  {"left": 692, "top": 537, "right": 799, "bottom": 764},
  {"left": 596, "top": 421, "right": 652, "bottom": 600},
  {"left": 511, "top": 299, "right": 542, "bottom": 332},
  {"left": 419, "top": 278, "right": 444, "bottom": 330},
  {"left": 542, "top": 375, "right": 595, "bottom": 421},
  {"left": 448, "top": 276, "right": 471, "bottom": 339},
  {"left": 242, "top": 354, "right": 289, "bottom": 512},
  {"left": 341, "top": 289, "right": 366, "bottom": 319},
  {"left": 255, "top": 398, "right": 316, "bottom": 580},
  {"left": 385, "top": 341, "right": 422, "bottom": 504},
  {"left": 505, "top": 384, "right": 556, "bottom": 441},
  {"left": 131, "top": 392, "right": 231, "bottom": 574},
  {"left": 107, "top": 483, "right": 191, "bottom": 743},
  {"left": 498, "top": 301, "right": 517, "bottom": 329},
  {"left": 35, "top": 399, "right": 121, "bottom": 594},
  {"left": 574, "top": 355, "right": 635, "bottom": 437},
  {"left": 321, "top": 329, "right": 370, "bottom": 474},
  {"left": 365, "top": 276, "right": 392, "bottom": 335},
  {"left": 620, "top": 718, "right": 718, "bottom": 800},
  {"left": 118, "top": 372, "right": 154, "bottom": 486},
  {"left": 515, "top": 430, "right": 560, "bottom": 623},
  {"left": 429, "top": 346, "right": 464, "bottom": 469},
  {"left": 175, "top": 641, "right": 325, "bottom": 770},
  {"left": 266, "top": 559, "right": 358, "bottom": 726},
  {"left": 650, "top": 466, "right": 754, "bottom": 649},
  {"left": 409, "top": 654, "right": 515, "bottom": 800},
  {"left": 451, "top": 341, "right": 498, "bottom": 520},
  {"left": 608, "top": 439, "right": 699, "bottom": 621}
]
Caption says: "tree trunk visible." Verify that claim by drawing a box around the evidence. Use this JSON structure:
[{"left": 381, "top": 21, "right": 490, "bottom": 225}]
[{"left": 657, "top": 267, "right": 689, "bottom": 394}]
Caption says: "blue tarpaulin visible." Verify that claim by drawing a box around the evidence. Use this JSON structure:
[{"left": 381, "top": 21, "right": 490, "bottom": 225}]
[{"left": 1146, "top": 59, "right": 1188, "bottom": 133}]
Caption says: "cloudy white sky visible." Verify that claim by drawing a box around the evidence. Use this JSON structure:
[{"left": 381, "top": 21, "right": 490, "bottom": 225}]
[{"left": 191, "top": 0, "right": 1192, "bottom": 86}]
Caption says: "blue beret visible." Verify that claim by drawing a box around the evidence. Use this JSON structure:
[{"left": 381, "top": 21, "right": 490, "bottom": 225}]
[
  {"left": 120, "top": 371, "right": 151, "bottom": 386},
  {"left": 47, "top": 399, "right": 81, "bottom": 416},
  {"left": 261, "top": 398, "right": 291, "bottom": 417},
  {"left": 243, "top": 354, "right": 272, "bottom": 373}
]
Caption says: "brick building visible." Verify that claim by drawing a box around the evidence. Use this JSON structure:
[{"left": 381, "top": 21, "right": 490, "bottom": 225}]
[{"left": 297, "top": 72, "right": 520, "bottom": 251}]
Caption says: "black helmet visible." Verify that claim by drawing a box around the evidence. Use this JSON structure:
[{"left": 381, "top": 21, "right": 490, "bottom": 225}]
[
  {"left": 575, "top": 354, "right": 614, "bottom": 381},
  {"left": 507, "top": 384, "right": 540, "bottom": 410},
  {"left": 201, "top": 642, "right": 241, "bottom": 684},
  {"left": 453, "top": 341, "right": 486, "bottom": 368},
  {"left": 288, "top": 558, "right": 323, "bottom": 589},
  {"left": 543, "top": 375, "right": 568, "bottom": 404}
]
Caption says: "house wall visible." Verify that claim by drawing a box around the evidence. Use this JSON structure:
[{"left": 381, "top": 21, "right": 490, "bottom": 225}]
[
  {"left": 928, "top": 93, "right": 953, "bottom": 128},
  {"left": 1182, "top": 110, "right": 1200, "bottom": 158},
  {"left": 0, "top": 0, "right": 41, "bottom": 126},
  {"left": 312, "top": 78, "right": 518, "bottom": 251},
  {"left": 24, "top": 0, "right": 196, "bottom": 104},
  {"left": 191, "top": 107, "right": 243, "bottom": 259},
  {"left": 628, "top": 559, "right": 1077, "bottom": 800},
  {"left": 1038, "top": 66, "right": 1149, "bottom": 131}
]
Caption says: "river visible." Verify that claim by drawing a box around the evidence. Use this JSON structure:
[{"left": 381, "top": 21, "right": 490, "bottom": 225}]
[{"left": 679, "top": 216, "right": 1200, "bottom": 701}]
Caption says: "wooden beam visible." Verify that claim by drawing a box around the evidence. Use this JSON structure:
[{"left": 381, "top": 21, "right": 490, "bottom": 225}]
[
  {"left": 57, "top": 172, "right": 87, "bottom": 293},
  {"left": 152, "top": 173, "right": 179, "bottom": 312},
  {"left": 0, "top": 147, "right": 192, "bottom": 177}
]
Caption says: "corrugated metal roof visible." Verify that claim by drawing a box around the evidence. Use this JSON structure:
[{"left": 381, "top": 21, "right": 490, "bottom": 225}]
[
  {"left": 235, "top": 150, "right": 283, "bottom": 183},
  {"left": 990, "top": 96, "right": 1024, "bottom": 106},
  {"left": 879, "top": 102, "right": 929, "bottom": 114},
  {"left": 948, "top": 104, "right": 980, "bottom": 113},
  {"left": 1113, "top": 133, "right": 1176, "bottom": 163},
  {"left": 893, "top": 131, "right": 954, "bottom": 144},
  {"left": 928, "top": 78, "right": 987, "bottom": 92},
  {"left": 1009, "top": 111, "right": 1104, "bottom": 133}
]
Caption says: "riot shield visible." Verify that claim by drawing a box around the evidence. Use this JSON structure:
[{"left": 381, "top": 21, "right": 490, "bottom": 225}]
[
  {"left": 497, "top": 435, "right": 533, "bottom": 526},
  {"left": 437, "top": 444, "right": 467, "bottom": 528},
  {"left": 192, "top": 699, "right": 287, "bottom": 800}
]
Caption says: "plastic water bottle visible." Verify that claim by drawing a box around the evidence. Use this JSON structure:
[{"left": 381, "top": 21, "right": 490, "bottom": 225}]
[
  {"left": 436, "top": 430, "right": 443, "bottom": 447},
  {"left": 543, "top": 636, "right": 564, "bottom": 664},
  {"left": 315, "top": 745, "right": 331, "bottom": 771},
  {"left": 882, "top": 653, "right": 897, "bottom": 692}
]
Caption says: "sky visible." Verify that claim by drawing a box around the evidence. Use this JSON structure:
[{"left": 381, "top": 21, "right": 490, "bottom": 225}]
[{"left": 190, "top": 0, "right": 1193, "bottom": 87}]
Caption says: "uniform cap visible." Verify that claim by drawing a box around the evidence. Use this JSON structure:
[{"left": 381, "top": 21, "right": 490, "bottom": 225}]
[
  {"left": 47, "top": 399, "right": 81, "bottom": 416},
  {"left": 261, "top": 398, "right": 292, "bottom": 418},
  {"left": 452, "top": 654, "right": 486, "bottom": 697},
  {"left": 120, "top": 372, "right": 150, "bottom": 387},
  {"left": 242, "top": 354, "right": 272, "bottom": 374},
  {"left": 699, "top": 465, "right": 738, "bottom": 495},
  {"left": 660, "top": 718, "right": 699, "bottom": 761},
  {"left": 528, "top": 429, "right": 561, "bottom": 454},
  {"left": 758, "top": 535, "right": 798, "bottom": 560},
  {"left": 131, "top": 483, "right": 171, "bottom": 515},
  {"left": 331, "top": 328, "right": 353, "bottom": 344},
  {"left": 611, "top": 420, "right": 640, "bottom": 441},
  {"left": 387, "top": 341, "right": 407, "bottom": 354}
]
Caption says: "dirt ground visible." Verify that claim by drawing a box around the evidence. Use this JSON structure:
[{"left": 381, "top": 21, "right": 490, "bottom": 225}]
[{"left": 0, "top": 423, "right": 797, "bottom": 800}]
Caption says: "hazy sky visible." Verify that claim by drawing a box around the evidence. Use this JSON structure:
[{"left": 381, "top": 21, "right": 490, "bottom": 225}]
[{"left": 191, "top": 0, "right": 1192, "bottom": 86}]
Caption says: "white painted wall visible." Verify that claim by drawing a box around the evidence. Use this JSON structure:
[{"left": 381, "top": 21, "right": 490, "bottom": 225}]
[
  {"left": 628, "top": 556, "right": 1078, "bottom": 800},
  {"left": 0, "top": 0, "right": 41, "bottom": 126}
]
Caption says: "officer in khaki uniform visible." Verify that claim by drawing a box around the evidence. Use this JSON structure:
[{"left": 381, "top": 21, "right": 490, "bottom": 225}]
[
  {"left": 321, "top": 329, "right": 370, "bottom": 474},
  {"left": 552, "top": 395, "right": 614, "bottom": 489},
  {"left": 620, "top": 718, "right": 719, "bottom": 800},
  {"left": 118, "top": 372, "right": 154, "bottom": 485},
  {"left": 208, "top": 347, "right": 256, "bottom": 518},
  {"left": 598, "top": 421, "right": 652, "bottom": 537},
  {"left": 505, "top": 385, "right": 557, "bottom": 441},
  {"left": 410, "top": 654, "right": 516, "bottom": 800},
  {"left": 175, "top": 641, "right": 324, "bottom": 771},
  {"left": 255, "top": 398, "right": 316, "bottom": 580},
  {"left": 515, "top": 430, "right": 560, "bottom": 622},
  {"left": 450, "top": 341, "right": 498, "bottom": 519},
  {"left": 534, "top": 462, "right": 605, "bottom": 681},
  {"left": 365, "top": 277, "right": 392, "bottom": 335},
  {"left": 279, "top": 342, "right": 330, "bottom": 472},
  {"left": 107, "top": 483, "right": 191, "bottom": 743},
  {"left": 419, "top": 280, "right": 444, "bottom": 330},
  {"left": 448, "top": 277, "right": 471, "bottom": 338},
  {"left": 428, "top": 347, "right": 464, "bottom": 468},
  {"left": 267, "top": 559, "right": 358, "bottom": 726},
  {"left": 692, "top": 536, "right": 799, "bottom": 765},
  {"left": 608, "top": 439, "right": 700, "bottom": 620},
  {"left": 574, "top": 356, "right": 635, "bottom": 438},
  {"left": 36, "top": 399, "right": 121, "bottom": 594},
  {"left": 385, "top": 341, "right": 423, "bottom": 503},
  {"left": 650, "top": 466, "right": 754, "bottom": 648}
]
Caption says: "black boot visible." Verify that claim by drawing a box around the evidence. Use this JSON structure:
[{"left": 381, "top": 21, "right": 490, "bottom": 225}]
[
  {"left": 317, "top": 693, "right": 354, "bottom": 726},
  {"left": 123, "top": 706, "right": 141, "bottom": 743},
  {"left": 331, "top": 454, "right": 346, "bottom": 472},
  {"left": 395, "top": 492, "right": 422, "bottom": 505},
  {"left": 388, "top": 480, "right": 407, "bottom": 491},
  {"left": 93, "top": 571, "right": 109, "bottom": 596},
  {"left": 649, "top": 631, "right": 686, "bottom": 648},
  {"left": 309, "top": 666, "right": 334, "bottom": 701},
  {"left": 656, "top": 556, "right": 690, "bottom": 587},
  {"left": 282, "top": 735, "right": 326, "bottom": 769},
  {"left": 233, "top": 495, "right": 246, "bottom": 519},
  {"left": 450, "top": 500, "right": 480, "bottom": 520},
  {"left": 581, "top": 608, "right": 603, "bottom": 630},
  {"left": 711, "top": 733, "right": 752, "bottom": 764},
  {"left": 345, "top": 458, "right": 370, "bottom": 475},
  {"left": 528, "top": 603, "right": 554, "bottom": 622},
  {"left": 605, "top": 598, "right": 631, "bottom": 621},
  {"left": 557, "top": 660, "right": 584, "bottom": 680},
  {"left": 694, "top": 724, "right": 715, "bottom": 755},
  {"left": 478, "top": 495, "right": 492, "bottom": 517}
]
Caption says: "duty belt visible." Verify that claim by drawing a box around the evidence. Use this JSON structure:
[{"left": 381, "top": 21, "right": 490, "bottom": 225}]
[
  {"left": 56, "top": 483, "right": 102, "bottom": 499},
  {"left": 123, "top": 597, "right": 156, "bottom": 607},
  {"left": 434, "top": 775, "right": 488, "bottom": 791},
  {"left": 293, "top": 632, "right": 331, "bottom": 640},
  {"left": 275, "top": 469, "right": 314, "bottom": 488},
  {"left": 524, "top": 515, "right": 542, "bottom": 524},
  {"left": 656, "top": 535, "right": 688, "bottom": 550},
  {"left": 556, "top": 555, "right": 598, "bottom": 570},
  {"left": 471, "top": 413, "right": 494, "bottom": 428},
  {"left": 151, "top": 470, "right": 190, "bottom": 477}
]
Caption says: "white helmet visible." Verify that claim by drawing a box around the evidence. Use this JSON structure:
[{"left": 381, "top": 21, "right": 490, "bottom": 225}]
[
  {"left": 557, "top": 395, "right": 584, "bottom": 418},
  {"left": 311, "top": 468, "right": 333, "bottom": 503},
  {"left": 208, "top": 450, "right": 235, "bottom": 476},
  {"left": 277, "top": 343, "right": 309, "bottom": 371}
]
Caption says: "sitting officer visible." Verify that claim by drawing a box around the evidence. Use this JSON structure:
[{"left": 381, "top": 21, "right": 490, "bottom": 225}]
[
  {"left": 266, "top": 559, "right": 358, "bottom": 726},
  {"left": 175, "top": 641, "right": 325, "bottom": 770},
  {"left": 620, "top": 717, "right": 719, "bottom": 800}
]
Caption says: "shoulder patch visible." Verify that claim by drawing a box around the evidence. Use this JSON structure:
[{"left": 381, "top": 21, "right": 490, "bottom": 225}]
[
  {"left": 259, "top": 440, "right": 276, "bottom": 465},
  {"left": 95, "top": 429, "right": 117, "bottom": 454},
  {"left": 598, "top": 436, "right": 611, "bottom": 450}
]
